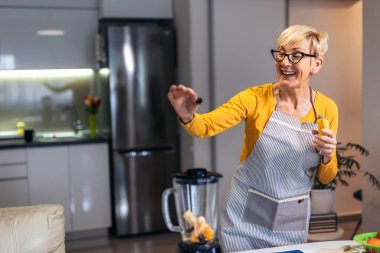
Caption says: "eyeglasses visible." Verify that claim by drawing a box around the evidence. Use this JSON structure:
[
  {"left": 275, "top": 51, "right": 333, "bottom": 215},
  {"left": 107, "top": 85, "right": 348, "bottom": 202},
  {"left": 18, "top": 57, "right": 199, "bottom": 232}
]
[{"left": 271, "top": 49, "right": 316, "bottom": 64}]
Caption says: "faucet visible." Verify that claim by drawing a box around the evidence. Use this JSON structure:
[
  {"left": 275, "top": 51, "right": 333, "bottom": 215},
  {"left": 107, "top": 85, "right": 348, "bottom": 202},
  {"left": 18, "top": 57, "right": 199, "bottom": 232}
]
[{"left": 59, "top": 105, "right": 84, "bottom": 134}]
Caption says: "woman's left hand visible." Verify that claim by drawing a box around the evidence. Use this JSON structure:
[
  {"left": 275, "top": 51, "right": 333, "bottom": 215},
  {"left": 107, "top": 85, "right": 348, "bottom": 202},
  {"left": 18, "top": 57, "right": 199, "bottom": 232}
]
[{"left": 312, "top": 129, "right": 337, "bottom": 164}]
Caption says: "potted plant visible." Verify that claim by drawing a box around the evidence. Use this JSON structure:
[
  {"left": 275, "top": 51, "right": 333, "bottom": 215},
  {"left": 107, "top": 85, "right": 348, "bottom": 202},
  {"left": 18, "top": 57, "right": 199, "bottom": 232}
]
[{"left": 310, "top": 142, "right": 380, "bottom": 214}]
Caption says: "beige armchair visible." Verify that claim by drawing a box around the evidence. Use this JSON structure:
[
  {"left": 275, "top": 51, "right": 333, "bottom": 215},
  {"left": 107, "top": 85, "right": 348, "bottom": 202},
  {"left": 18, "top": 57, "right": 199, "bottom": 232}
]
[{"left": 0, "top": 204, "right": 65, "bottom": 253}]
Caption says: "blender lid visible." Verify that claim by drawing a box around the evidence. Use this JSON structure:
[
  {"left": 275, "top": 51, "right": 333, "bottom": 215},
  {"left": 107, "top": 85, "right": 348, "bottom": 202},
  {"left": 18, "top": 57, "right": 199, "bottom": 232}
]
[{"left": 172, "top": 168, "right": 223, "bottom": 185}]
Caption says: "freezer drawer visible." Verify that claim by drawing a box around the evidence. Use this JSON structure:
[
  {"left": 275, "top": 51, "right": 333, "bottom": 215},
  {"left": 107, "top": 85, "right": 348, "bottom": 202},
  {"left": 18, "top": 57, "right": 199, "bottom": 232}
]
[{"left": 112, "top": 148, "right": 178, "bottom": 236}]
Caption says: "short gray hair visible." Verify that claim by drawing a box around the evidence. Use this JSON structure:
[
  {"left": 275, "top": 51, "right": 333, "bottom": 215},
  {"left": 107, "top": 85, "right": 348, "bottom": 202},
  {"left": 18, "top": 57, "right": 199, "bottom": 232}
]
[{"left": 277, "top": 25, "right": 329, "bottom": 59}]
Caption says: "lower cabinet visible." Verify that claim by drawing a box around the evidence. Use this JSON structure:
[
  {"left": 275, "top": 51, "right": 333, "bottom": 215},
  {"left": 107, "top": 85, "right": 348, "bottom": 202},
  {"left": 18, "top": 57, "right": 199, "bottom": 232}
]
[
  {"left": 0, "top": 149, "right": 29, "bottom": 208},
  {"left": 0, "top": 179, "right": 28, "bottom": 207},
  {"left": 27, "top": 146, "right": 72, "bottom": 230},
  {"left": 27, "top": 143, "right": 111, "bottom": 232},
  {"left": 69, "top": 144, "right": 111, "bottom": 231}
]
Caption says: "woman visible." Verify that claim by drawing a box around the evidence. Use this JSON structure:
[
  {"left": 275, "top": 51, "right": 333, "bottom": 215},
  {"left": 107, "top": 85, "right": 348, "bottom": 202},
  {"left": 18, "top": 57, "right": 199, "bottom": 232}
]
[{"left": 167, "top": 25, "right": 338, "bottom": 252}]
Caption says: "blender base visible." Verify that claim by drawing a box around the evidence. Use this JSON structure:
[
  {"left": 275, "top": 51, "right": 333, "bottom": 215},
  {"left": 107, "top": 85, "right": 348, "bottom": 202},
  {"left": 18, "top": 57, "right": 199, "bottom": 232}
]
[{"left": 177, "top": 241, "right": 222, "bottom": 253}]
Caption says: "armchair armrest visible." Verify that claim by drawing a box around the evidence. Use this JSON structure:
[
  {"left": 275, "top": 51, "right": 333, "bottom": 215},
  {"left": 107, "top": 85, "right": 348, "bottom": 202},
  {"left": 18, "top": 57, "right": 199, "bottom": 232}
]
[{"left": 0, "top": 204, "right": 65, "bottom": 253}]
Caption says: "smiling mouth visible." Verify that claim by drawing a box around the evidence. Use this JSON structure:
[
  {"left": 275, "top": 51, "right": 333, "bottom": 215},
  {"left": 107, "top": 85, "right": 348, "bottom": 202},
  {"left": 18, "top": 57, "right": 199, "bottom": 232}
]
[{"left": 281, "top": 70, "right": 296, "bottom": 77}]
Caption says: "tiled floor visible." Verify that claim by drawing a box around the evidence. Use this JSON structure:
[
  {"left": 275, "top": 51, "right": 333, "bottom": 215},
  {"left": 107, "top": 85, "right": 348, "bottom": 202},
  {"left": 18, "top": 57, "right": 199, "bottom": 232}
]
[{"left": 66, "top": 220, "right": 362, "bottom": 253}]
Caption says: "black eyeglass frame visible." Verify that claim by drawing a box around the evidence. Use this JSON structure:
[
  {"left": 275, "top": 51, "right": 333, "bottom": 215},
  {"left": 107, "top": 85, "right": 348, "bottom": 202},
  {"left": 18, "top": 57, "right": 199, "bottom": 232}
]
[{"left": 271, "top": 49, "right": 316, "bottom": 64}]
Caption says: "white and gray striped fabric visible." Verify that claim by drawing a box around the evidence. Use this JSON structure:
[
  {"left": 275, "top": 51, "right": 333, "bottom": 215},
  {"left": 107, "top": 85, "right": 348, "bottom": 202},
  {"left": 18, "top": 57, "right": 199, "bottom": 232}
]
[{"left": 220, "top": 110, "right": 320, "bottom": 252}]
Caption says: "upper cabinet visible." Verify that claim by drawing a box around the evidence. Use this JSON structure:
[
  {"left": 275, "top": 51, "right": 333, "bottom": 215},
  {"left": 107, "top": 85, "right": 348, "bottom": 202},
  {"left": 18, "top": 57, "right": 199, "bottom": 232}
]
[
  {"left": 0, "top": 7, "right": 97, "bottom": 69},
  {"left": 99, "top": 0, "right": 172, "bottom": 19},
  {"left": 0, "top": 0, "right": 97, "bottom": 8}
]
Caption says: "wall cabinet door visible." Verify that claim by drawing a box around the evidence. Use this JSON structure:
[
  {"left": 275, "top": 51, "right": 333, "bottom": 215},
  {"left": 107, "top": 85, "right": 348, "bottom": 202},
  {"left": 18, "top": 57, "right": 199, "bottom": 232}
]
[
  {"left": 69, "top": 143, "right": 111, "bottom": 231},
  {"left": 27, "top": 146, "right": 72, "bottom": 231},
  {"left": 0, "top": 0, "right": 97, "bottom": 8},
  {"left": 100, "top": 0, "right": 172, "bottom": 18},
  {"left": 0, "top": 8, "right": 97, "bottom": 69}
]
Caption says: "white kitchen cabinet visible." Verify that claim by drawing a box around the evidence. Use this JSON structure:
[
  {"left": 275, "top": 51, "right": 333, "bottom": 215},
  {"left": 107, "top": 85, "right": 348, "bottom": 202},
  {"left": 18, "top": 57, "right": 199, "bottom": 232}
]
[
  {"left": 0, "top": 7, "right": 97, "bottom": 70},
  {"left": 99, "top": 0, "right": 172, "bottom": 18},
  {"left": 0, "top": 0, "right": 97, "bottom": 8},
  {"left": 27, "top": 146, "right": 72, "bottom": 231},
  {"left": 0, "top": 148, "right": 29, "bottom": 208},
  {"left": 69, "top": 143, "right": 111, "bottom": 231},
  {"left": 0, "top": 148, "right": 27, "bottom": 163},
  {"left": 0, "top": 180, "right": 29, "bottom": 208},
  {"left": 26, "top": 142, "right": 111, "bottom": 233}
]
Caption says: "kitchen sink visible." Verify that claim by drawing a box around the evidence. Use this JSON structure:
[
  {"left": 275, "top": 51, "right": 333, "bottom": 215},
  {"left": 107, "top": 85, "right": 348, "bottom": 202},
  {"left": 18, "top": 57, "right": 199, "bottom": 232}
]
[
  {"left": 36, "top": 132, "right": 86, "bottom": 142},
  {"left": 37, "top": 136, "right": 84, "bottom": 142}
]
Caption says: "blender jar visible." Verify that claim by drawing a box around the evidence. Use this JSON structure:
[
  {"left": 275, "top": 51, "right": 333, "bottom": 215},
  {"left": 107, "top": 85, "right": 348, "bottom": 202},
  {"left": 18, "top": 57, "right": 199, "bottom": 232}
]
[{"left": 162, "top": 168, "right": 222, "bottom": 251}]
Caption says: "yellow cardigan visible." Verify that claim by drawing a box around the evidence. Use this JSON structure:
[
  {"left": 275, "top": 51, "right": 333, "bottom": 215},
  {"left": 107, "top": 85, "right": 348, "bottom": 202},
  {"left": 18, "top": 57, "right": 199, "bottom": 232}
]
[{"left": 181, "top": 83, "right": 338, "bottom": 184}]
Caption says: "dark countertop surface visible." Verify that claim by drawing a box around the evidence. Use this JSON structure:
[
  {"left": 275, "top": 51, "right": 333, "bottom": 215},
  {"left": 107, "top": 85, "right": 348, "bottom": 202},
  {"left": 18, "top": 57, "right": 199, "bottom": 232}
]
[{"left": 0, "top": 135, "right": 110, "bottom": 150}]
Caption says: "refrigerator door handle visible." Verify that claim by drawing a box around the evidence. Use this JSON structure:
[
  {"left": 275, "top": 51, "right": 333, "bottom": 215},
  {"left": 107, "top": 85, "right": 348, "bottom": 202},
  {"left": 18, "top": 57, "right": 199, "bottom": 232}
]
[
  {"left": 117, "top": 145, "right": 175, "bottom": 157},
  {"left": 121, "top": 150, "right": 153, "bottom": 157}
]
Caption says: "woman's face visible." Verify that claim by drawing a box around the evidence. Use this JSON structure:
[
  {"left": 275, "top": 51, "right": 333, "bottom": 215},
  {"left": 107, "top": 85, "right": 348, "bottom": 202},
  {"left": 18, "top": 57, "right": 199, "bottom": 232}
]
[{"left": 275, "top": 39, "right": 321, "bottom": 89}]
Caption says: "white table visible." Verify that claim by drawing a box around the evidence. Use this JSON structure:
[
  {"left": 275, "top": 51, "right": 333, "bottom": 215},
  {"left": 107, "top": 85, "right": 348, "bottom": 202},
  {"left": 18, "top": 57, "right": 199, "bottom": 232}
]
[{"left": 233, "top": 240, "right": 361, "bottom": 253}]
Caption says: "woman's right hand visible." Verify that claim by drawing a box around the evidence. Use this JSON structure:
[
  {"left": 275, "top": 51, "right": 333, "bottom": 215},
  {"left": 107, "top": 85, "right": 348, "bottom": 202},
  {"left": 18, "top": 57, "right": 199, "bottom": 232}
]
[{"left": 167, "top": 84, "right": 200, "bottom": 124}]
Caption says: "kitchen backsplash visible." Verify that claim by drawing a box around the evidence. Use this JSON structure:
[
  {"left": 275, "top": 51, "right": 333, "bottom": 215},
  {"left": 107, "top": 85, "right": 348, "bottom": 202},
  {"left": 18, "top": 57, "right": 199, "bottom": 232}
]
[{"left": 0, "top": 70, "right": 110, "bottom": 135}]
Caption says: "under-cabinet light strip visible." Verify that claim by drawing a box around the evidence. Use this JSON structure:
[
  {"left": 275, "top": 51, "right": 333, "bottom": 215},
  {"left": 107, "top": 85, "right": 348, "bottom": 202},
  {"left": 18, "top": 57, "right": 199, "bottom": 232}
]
[{"left": 0, "top": 69, "right": 94, "bottom": 78}]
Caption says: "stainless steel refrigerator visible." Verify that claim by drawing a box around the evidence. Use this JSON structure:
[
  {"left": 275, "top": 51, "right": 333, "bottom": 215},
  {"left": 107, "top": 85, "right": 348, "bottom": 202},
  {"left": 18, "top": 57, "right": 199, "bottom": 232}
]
[{"left": 100, "top": 19, "right": 179, "bottom": 236}]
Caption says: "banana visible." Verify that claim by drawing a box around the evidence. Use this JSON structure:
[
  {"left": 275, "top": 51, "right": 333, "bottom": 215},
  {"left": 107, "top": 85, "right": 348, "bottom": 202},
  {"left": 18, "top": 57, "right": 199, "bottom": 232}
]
[
  {"left": 317, "top": 117, "right": 329, "bottom": 136},
  {"left": 183, "top": 210, "right": 215, "bottom": 243}
]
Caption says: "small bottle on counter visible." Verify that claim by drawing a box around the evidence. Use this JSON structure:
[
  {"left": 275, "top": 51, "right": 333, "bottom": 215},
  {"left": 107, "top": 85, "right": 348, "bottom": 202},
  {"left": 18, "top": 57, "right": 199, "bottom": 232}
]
[{"left": 16, "top": 121, "right": 25, "bottom": 136}]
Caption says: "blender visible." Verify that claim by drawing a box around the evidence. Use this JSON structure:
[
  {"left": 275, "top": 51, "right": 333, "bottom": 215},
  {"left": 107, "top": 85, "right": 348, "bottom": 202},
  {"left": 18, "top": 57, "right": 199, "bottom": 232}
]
[{"left": 162, "top": 168, "right": 223, "bottom": 253}]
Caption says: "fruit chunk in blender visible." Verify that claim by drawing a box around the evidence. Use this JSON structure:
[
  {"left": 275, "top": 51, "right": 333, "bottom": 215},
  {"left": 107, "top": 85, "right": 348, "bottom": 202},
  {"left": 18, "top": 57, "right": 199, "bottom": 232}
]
[{"left": 183, "top": 210, "right": 214, "bottom": 243}]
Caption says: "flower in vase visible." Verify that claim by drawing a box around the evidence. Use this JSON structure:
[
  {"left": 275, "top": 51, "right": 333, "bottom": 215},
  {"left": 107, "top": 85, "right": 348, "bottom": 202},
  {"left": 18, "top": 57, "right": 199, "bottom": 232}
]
[{"left": 85, "top": 95, "right": 102, "bottom": 114}]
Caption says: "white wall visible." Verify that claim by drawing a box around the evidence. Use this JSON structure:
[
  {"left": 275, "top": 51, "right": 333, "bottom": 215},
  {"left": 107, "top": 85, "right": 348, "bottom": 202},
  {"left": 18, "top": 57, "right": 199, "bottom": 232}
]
[
  {"left": 362, "top": 0, "right": 380, "bottom": 232},
  {"left": 289, "top": 0, "right": 363, "bottom": 216},
  {"left": 188, "top": 0, "right": 213, "bottom": 171},
  {"left": 211, "top": 0, "right": 286, "bottom": 209},
  {"left": 174, "top": 0, "right": 213, "bottom": 171},
  {"left": 173, "top": 0, "right": 194, "bottom": 170}
]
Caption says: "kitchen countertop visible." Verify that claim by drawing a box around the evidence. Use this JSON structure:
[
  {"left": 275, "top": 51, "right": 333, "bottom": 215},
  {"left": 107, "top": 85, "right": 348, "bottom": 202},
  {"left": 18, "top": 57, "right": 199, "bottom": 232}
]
[
  {"left": 233, "top": 240, "right": 361, "bottom": 253},
  {"left": 0, "top": 135, "right": 110, "bottom": 150}
]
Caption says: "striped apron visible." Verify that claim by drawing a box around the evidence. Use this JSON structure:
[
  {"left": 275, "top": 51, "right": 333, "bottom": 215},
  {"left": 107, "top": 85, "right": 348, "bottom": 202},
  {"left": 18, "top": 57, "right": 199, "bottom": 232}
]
[{"left": 220, "top": 108, "right": 321, "bottom": 252}]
